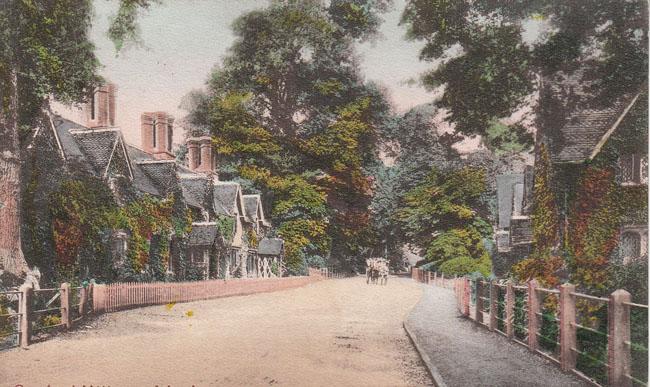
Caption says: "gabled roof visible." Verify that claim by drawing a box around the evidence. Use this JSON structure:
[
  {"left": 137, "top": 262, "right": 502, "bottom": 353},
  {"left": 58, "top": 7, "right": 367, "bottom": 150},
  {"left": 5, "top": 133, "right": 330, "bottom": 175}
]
[
  {"left": 187, "top": 222, "right": 219, "bottom": 246},
  {"left": 126, "top": 145, "right": 161, "bottom": 196},
  {"left": 243, "top": 195, "right": 259, "bottom": 221},
  {"left": 180, "top": 174, "right": 213, "bottom": 209},
  {"left": 258, "top": 238, "right": 284, "bottom": 255},
  {"left": 136, "top": 160, "right": 178, "bottom": 196},
  {"left": 213, "top": 182, "right": 245, "bottom": 218},
  {"left": 49, "top": 115, "right": 133, "bottom": 179},
  {"left": 243, "top": 194, "right": 267, "bottom": 223},
  {"left": 549, "top": 93, "right": 641, "bottom": 163}
]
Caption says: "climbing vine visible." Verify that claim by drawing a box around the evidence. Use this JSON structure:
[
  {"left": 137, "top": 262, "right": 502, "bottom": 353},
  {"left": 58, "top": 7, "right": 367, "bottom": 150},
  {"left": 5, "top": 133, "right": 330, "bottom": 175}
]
[
  {"left": 215, "top": 215, "right": 235, "bottom": 245},
  {"left": 109, "top": 193, "right": 191, "bottom": 278},
  {"left": 49, "top": 178, "right": 118, "bottom": 282},
  {"left": 566, "top": 166, "right": 622, "bottom": 293},
  {"left": 513, "top": 144, "right": 561, "bottom": 287}
]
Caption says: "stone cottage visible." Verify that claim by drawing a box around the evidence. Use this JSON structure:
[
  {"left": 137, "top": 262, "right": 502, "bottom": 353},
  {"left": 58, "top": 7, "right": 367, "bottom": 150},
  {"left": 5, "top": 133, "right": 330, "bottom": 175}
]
[{"left": 30, "top": 81, "right": 282, "bottom": 281}]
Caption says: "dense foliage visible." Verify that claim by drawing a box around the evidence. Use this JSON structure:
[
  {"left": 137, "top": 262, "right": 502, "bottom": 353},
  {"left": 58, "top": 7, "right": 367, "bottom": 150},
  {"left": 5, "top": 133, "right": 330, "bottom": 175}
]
[
  {"left": 185, "top": 1, "right": 393, "bottom": 273},
  {"left": 513, "top": 144, "right": 562, "bottom": 287},
  {"left": 41, "top": 175, "right": 194, "bottom": 283},
  {"left": 400, "top": 0, "right": 648, "bottom": 147},
  {"left": 397, "top": 166, "right": 492, "bottom": 276}
]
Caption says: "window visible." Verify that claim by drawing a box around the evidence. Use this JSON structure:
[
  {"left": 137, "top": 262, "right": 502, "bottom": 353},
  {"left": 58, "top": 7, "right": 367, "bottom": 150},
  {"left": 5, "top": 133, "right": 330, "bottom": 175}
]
[
  {"left": 167, "top": 124, "right": 173, "bottom": 152},
  {"left": 152, "top": 120, "right": 157, "bottom": 148},
  {"left": 620, "top": 231, "right": 641, "bottom": 264},
  {"left": 197, "top": 146, "right": 202, "bottom": 166},
  {"left": 619, "top": 154, "right": 648, "bottom": 185}
]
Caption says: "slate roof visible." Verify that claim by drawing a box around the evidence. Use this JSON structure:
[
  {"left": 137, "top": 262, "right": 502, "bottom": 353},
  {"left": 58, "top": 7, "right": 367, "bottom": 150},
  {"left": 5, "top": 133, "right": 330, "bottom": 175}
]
[
  {"left": 213, "top": 182, "right": 242, "bottom": 217},
  {"left": 69, "top": 129, "right": 120, "bottom": 176},
  {"left": 136, "top": 160, "right": 178, "bottom": 196},
  {"left": 550, "top": 95, "right": 639, "bottom": 163},
  {"left": 541, "top": 70, "right": 641, "bottom": 164},
  {"left": 180, "top": 175, "right": 212, "bottom": 209},
  {"left": 50, "top": 115, "right": 85, "bottom": 160},
  {"left": 496, "top": 174, "right": 524, "bottom": 229},
  {"left": 187, "top": 222, "right": 218, "bottom": 246},
  {"left": 243, "top": 195, "right": 261, "bottom": 222},
  {"left": 125, "top": 145, "right": 161, "bottom": 196},
  {"left": 258, "top": 238, "right": 284, "bottom": 256},
  {"left": 50, "top": 115, "right": 132, "bottom": 178}
]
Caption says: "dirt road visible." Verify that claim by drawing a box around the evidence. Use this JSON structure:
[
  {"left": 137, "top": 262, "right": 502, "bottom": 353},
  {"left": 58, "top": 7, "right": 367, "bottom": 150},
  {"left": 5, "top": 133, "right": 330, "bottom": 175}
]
[{"left": 0, "top": 276, "right": 431, "bottom": 386}]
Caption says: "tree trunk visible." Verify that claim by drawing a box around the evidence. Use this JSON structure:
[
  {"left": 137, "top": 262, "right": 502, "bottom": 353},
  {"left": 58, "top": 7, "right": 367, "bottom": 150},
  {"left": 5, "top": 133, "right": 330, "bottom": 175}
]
[{"left": 0, "top": 64, "right": 29, "bottom": 277}]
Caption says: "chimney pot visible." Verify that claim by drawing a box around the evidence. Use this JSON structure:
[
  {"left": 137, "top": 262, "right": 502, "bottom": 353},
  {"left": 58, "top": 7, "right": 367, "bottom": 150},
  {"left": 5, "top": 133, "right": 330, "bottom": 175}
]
[
  {"left": 141, "top": 111, "right": 174, "bottom": 160},
  {"left": 86, "top": 83, "right": 117, "bottom": 128}
]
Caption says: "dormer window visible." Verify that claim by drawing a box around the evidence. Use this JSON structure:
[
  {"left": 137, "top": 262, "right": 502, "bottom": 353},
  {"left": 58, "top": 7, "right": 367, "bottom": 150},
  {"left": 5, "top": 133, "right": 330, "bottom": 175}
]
[{"left": 619, "top": 154, "right": 647, "bottom": 185}]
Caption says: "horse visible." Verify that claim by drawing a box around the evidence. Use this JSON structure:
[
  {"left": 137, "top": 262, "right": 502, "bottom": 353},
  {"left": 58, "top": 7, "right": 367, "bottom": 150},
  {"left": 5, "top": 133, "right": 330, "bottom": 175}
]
[
  {"left": 366, "top": 258, "right": 388, "bottom": 285},
  {"left": 378, "top": 264, "right": 389, "bottom": 285}
]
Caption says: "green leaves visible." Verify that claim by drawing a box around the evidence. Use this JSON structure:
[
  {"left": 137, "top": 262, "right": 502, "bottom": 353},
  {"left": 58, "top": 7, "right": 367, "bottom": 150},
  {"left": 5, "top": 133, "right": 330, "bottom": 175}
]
[
  {"left": 401, "top": 0, "right": 648, "bottom": 144},
  {"left": 396, "top": 166, "right": 492, "bottom": 275}
]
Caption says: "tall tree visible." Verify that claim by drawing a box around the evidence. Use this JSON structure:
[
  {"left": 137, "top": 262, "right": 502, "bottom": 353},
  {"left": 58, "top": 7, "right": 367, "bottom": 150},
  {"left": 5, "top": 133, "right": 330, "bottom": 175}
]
[
  {"left": 369, "top": 104, "right": 457, "bottom": 263},
  {"left": 187, "top": 0, "right": 392, "bottom": 271},
  {"left": 0, "top": 0, "right": 153, "bottom": 278},
  {"left": 396, "top": 166, "right": 492, "bottom": 276},
  {"left": 400, "top": 0, "right": 648, "bottom": 143}
]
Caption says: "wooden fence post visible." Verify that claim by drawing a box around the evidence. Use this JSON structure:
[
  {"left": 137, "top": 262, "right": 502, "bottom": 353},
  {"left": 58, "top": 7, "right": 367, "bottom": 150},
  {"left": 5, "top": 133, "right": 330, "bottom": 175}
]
[
  {"left": 527, "top": 279, "right": 539, "bottom": 351},
  {"left": 60, "top": 282, "right": 71, "bottom": 329},
  {"left": 79, "top": 284, "right": 88, "bottom": 316},
  {"left": 93, "top": 284, "right": 106, "bottom": 314},
  {"left": 608, "top": 289, "right": 632, "bottom": 387},
  {"left": 475, "top": 280, "right": 483, "bottom": 323},
  {"left": 489, "top": 281, "right": 498, "bottom": 331},
  {"left": 506, "top": 281, "right": 515, "bottom": 339},
  {"left": 463, "top": 277, "right": 470, "bottom": 316},
  {"left": 559, "top": 283, "right": 577, "bottom": 372},
  {"left": 433, "top": 271, "right": 437, "bottom": 286},
  {"left": 19, "top": 284, "right": 33, "bottom": 348}
]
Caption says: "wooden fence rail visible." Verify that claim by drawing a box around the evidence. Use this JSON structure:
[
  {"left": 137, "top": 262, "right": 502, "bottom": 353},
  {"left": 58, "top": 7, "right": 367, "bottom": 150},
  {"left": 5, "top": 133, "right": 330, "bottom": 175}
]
[
  {"left": 1, "top": 269, "right": 325, "bottom": 349},
  {"left": 411, "top": 267, "right": 649, "bottom": 387}
]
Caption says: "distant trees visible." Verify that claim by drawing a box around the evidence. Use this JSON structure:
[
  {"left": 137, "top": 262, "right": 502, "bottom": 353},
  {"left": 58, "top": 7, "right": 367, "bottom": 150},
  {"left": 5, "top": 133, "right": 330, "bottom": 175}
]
[{"left": 397, "top": 167, "right": 492, "bottom": 277}]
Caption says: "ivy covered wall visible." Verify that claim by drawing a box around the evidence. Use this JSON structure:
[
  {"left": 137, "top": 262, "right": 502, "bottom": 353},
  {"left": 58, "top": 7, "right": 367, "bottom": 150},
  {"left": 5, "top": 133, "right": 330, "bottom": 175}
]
[{"left": 514, "top": 92, "right": 648, "bottom": 299}]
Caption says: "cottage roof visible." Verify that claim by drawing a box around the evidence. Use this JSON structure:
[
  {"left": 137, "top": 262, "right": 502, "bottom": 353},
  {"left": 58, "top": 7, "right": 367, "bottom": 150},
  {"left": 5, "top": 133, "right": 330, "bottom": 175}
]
[
  {"left": 243, "top": 194, "right": 268, "bottom": 225},
  {"left": 258, "top": 238, "right": 284, "bottom": 256},
  {"left": 549, "top": 93, "right": 641, "bottom": 163},
  {"left": 213, "top": 182, "right": 245, "bottom": 218},
  {"left": 135, "top": 160, "right": 178, "bottom": 196},
  {"left": 125, "top": 145, "right": 161, "bottom": 196},
  {"left": 243, "top": 195, "right": 259, "bottom": 221},
  {"left": 496, "top": 174, "right": 524, "bottom": 230},
  {"left": 180, "top": 175, "right": 213, "bottom": 209},
  {"left": 545, "top": 69, "right": 639, "bottom": 163},
  {"left": 187, "top": 222, "right": 218, "bottom": 246},
  {"left": 50, "top": 115, "right": 133, "bottom": 179}
]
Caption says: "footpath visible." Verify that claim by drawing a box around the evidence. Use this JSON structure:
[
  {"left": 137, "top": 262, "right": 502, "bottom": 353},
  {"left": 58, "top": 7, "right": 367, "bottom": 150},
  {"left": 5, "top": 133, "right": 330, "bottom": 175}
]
[{"left": 404, "top": 284, "right": 590, "bottom": 387}]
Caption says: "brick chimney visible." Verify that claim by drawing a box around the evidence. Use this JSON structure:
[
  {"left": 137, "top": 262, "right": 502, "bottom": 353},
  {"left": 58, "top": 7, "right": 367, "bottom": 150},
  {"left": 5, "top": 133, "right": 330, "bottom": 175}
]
[
  {"left": 86, "top": 83, "right": 116, "bottom": 128},
  {"left": 186, "top": 136, "right": 214, "bottom": 173},
  {"left": 141, "top": 111, "right": 174, "bottom": 160}
]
